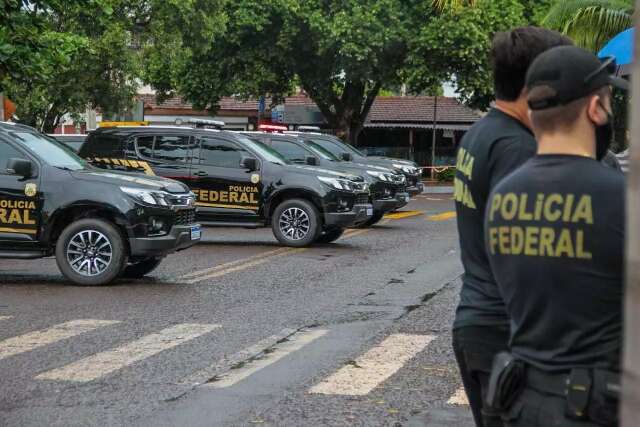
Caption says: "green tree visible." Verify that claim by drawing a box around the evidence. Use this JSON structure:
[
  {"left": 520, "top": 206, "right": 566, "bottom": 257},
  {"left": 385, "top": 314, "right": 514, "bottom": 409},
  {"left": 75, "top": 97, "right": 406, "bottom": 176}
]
[
  {"left": 543, "top": 0, "right": 633, "bottom": 51},
  {"left": 144, "top": 0, "right": 525, "bottom": 144},
  {"left": 1, "top": 0, "right": 142, "bottom": 132}
]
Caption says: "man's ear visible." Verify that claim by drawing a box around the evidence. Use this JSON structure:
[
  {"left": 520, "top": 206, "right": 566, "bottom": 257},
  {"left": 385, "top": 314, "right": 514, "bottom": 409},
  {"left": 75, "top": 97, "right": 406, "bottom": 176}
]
[{"left": 586, "top": 94, "right": 608, "bottom": 126}]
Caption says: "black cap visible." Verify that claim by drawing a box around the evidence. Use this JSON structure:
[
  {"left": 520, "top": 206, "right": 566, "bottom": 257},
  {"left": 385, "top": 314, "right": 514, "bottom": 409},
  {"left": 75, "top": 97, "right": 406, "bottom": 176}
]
[{"left": 526, "top": 45, "right": 629, "bottom": 110}]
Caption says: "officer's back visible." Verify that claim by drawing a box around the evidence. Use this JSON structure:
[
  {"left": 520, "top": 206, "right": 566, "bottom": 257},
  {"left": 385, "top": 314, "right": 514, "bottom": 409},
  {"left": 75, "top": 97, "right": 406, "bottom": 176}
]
[{"left": 485, "top": 46, "right": 627, "bottom": 427}]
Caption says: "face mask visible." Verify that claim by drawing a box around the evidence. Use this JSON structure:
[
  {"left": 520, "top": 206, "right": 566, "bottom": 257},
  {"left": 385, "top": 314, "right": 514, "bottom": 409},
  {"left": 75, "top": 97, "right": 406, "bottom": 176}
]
[{"left": 595, "top": 103, "right": 614, "bottom": 161}]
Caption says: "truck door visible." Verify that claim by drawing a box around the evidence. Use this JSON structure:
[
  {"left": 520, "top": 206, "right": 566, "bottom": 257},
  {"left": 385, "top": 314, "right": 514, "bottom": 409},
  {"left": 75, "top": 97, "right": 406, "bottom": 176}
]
[
  {"left": 191, "top": 136, "right": 261, "bottom": 223},
  {"left": 0, "top": 141, "right": 42, "bottom": 247}
]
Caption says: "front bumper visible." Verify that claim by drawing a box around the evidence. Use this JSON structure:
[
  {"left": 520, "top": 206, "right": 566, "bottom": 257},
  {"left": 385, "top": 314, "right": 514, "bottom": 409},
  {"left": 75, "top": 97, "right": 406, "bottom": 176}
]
[
  {"left": 129, "top": 224, "right": 200, "bottom": 257},
  {"left": 407, "top": 181, "right": 424, "bottom": 197},
  {"left": 324, "top": 203, "right": 373, "bottom": 228},
  {"left": 373, "top": 192, "right": 410, "bottom": 212}
]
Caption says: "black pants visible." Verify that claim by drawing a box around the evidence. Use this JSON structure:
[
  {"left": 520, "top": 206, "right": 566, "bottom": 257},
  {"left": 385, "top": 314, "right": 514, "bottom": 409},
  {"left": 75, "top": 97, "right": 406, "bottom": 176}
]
[
  {"left": 504, "top": 387, "right": 605, "bottom": 427},
  {"left": 452, "top": 324, "right": 510, "bottom": 427}
]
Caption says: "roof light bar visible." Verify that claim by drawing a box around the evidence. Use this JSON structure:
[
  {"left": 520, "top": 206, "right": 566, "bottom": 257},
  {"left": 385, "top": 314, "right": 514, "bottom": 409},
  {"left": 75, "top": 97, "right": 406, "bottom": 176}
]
[
  {"left": 297, "top": 126, "right": 321, "bottom": 132},
  {"left": 189, "top": 119, "right": 226, "bottom": 129},
  {"left": 258, "top": 124, "right": 288, "bottom": 133}
]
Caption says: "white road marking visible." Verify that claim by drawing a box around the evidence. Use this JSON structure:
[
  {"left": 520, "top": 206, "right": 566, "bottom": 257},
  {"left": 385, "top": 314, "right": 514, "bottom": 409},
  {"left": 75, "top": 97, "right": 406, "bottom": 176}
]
[
  {"left": 309, "top": 333, "right": 435, "bottom": 396},
  {"left": 0, "top": 316, "right": 13, "bottom": 321},
  {"left": 208, "top": 329, "right": 328, "bottom": 389},
  {"left": 36, "top": 323, "right": 220, "bottom": 382},
  {"left": 181, "top": 328, "right": 297, "bottom": 386},
  {"left": 183, "top": 248, "right": 305, "bottom": 284},
  {"left": 447, "top": 386, "right": 469, "bottom": 405},
  {"left": 0, "top": 319, "right": 119, "bottom": 361},
  {"left": 181, "top": 248, "right": 291, "bottom": 280}
]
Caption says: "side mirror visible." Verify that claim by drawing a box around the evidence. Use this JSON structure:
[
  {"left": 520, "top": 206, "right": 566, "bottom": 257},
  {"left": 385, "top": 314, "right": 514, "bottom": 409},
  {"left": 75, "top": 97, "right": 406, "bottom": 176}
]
[
  {"left": 241, "top": 156, "right": 258, "bottom": 171},
  {"left": 305, "top": 156, "right": 319, "bottom": 166},
  {"left": 340, "top": 152, "right": 353, "bottom": 162},
  {"left": 6, "top": 158, "right": 32, "bottom": 177}
]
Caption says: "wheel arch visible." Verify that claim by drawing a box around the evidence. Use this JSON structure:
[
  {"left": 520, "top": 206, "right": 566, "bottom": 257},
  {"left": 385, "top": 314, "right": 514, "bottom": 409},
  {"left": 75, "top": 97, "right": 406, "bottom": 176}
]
[{"left": 265, "top": 188, "right": 324, "bottom": 221}]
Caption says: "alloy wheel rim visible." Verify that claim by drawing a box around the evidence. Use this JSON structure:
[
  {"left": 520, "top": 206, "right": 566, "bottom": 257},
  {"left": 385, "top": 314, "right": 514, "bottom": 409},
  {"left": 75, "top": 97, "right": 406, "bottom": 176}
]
[
  {"left": 66, "top": 230, "right": 113, "bottom": 277},
  {"left": 279, "top": 207, "right": 311, "bottom": 241}
]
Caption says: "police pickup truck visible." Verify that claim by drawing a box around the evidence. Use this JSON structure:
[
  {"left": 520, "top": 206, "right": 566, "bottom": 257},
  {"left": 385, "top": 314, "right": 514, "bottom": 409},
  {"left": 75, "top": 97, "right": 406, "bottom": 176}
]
[
  {"left": 243, "top": 132, "right": 409, "bottom": 226},
  {"left": 290, "top": 131, "right": 424, "bottom": 196},
  {"left": 0, "top": 122, "right": 200, "bottom": 286},
  {"left": 79, "top": 123, "right": 373, "bottom": 246}
]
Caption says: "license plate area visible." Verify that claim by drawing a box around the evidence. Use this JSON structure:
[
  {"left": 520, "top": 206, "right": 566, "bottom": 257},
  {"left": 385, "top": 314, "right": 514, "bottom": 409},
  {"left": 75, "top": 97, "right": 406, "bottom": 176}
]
[
  {"left": 191, "top": 225, "right": 202, "bottom": 240},
  {"left": 366, "top": 208, "right": 373, "bottom": 216}
]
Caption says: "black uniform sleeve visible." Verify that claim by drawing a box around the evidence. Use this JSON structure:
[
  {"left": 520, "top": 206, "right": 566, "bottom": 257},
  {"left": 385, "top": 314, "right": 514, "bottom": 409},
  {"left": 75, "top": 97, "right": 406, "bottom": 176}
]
[{"left": 488, "top": 135, "right": 537, "bottom": 191}]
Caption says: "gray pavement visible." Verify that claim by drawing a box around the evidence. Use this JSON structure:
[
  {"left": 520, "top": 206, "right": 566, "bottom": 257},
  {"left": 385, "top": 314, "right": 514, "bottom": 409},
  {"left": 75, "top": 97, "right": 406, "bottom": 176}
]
[{"left": 0, "top": 195, "right": 471, "bottom": 426}]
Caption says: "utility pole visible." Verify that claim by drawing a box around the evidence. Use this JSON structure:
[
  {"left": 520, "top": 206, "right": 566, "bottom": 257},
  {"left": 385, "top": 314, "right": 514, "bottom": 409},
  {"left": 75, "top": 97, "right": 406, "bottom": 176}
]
[
  {"left": 431, "top": 95, "right": 438, "bottom": 180},
  {"left": 622, "top": 8, "right": 640, "bottom": 426},
  {"left": 0, "top": 93, "right": 4, "bottom": 122}
]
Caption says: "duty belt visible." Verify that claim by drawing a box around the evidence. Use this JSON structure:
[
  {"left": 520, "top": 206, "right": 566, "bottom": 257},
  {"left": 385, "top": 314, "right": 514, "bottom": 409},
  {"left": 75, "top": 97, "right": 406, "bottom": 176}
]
[{"left": 525, "top": 366, "right": 569, "bottom": 397}]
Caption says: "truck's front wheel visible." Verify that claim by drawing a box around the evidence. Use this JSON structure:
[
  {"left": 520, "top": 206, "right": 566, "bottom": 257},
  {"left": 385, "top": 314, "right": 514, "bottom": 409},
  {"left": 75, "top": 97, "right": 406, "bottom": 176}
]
[
  {"left": 272, "top": 199, "right": 321, "bottom": 247},
  {"left": 55, "top": 218, "right": 127, "bottom": 286}
]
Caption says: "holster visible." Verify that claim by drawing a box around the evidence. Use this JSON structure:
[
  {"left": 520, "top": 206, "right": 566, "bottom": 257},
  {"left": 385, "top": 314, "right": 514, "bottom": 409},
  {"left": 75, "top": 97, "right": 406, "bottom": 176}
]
[
  {"left": 486, "top": 352, "right": 525, "bottom": 411},
  {"left": 586, "top": 369, "right": 620, "bottom": 427}
]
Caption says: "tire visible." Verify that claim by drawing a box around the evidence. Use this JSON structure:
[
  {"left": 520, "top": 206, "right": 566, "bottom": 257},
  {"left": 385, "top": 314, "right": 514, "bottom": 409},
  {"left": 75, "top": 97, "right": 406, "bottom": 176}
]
[
  {"left": 55, "top": 218, "right": 127, "bottom": 286},
  {"left": 122, "top": 257, "right": 164, "bottom": 279},
  {"left": 355, "top": 211, "right": 385, "bottom": 228},
  {"left": 315, "top": 228, "right": 345, "bottom": 244},
  {"left": 271, "top": 198, "right": 322, "bottom": 247}
]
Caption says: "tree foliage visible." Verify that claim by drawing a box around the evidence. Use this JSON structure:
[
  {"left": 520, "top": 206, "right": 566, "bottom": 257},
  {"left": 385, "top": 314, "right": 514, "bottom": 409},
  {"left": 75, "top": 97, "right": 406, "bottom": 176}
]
[
  {"left": 543, "top": 0, "right": 633, "bottom": 51},
  {"left": 145, "top": 0, "right": 528, "bottom": 143},
  {"left": 1, "top": 0, "right": 142, "bottom": 132}
]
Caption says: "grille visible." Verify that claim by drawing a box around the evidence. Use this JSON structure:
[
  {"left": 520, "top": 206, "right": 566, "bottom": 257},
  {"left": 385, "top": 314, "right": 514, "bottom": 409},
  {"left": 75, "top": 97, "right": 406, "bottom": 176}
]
[
  {"left": 355, "top": 193, "right": 370, "bottom": 205},
  {"left": 373, "top": 184, "right": 396, "bottom": 200},
  {"left": 174, "top": 208, "right": 197, "bottom": 225},
  {"left": 407, "top": 176, "right": 418, "bottom": 187}
]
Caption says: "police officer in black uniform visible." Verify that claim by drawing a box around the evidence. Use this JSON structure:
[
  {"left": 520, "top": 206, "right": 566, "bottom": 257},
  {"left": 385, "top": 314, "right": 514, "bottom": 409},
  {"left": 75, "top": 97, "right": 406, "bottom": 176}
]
[
  {"left": 452, "top": 27, "right": 571, "bottom": 427},
  {"left": 485, "top": 45, "right": 627, "bottom": 426}
]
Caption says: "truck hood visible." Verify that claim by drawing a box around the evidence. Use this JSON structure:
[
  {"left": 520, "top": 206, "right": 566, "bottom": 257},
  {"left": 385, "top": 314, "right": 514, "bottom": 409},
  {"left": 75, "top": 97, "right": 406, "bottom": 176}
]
[
  {"left": 70, "top": 169, "right": 190, "bottom": 194},
  {"left": 286, "top": 164, "right": 364, "bottom": 182}
]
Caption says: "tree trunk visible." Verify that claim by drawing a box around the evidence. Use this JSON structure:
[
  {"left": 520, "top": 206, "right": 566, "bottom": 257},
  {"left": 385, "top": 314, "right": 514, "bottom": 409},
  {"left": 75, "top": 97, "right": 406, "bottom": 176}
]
[{"left": 622, "top": 6, "right": 640, "bottom": 426}]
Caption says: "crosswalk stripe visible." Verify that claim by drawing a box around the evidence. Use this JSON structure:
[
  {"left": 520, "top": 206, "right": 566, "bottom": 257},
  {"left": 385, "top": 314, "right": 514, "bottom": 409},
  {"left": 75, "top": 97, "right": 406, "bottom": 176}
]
[
  {"left": 309, "top": 333, "right": 435, "bottom": 396},
  {"left": 181, "top": 328, "right": 297, "bottom": 386},
  {"left": 208, "top": 329, "right": 328, "bottom": 389},
  {"left": 0, "top": 319, "right": 119, "bottom": 361},
  {"left": 36, "top": 323, "right": 220, "bottom": 382},
  {"left": 0, "top": 316, "right": 12, "bottom": 321},
  {"left": 447, "top": 386, "right": 469, "bottom": 405}
]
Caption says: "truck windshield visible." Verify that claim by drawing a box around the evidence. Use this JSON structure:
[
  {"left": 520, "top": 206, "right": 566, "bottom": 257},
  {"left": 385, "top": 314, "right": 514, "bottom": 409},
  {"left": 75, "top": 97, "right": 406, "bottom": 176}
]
[
  {"left": 11, "top": 131, "right": 88, "bottom": 171},
  {"left": 309, "top": 136, "right": 364, "bottom": 158},
  {"left": 304, "top": 140, "right": 340, "bottom": 161},
  {"left": 235, "top": 135, "right": 289, "bottom": 165}
]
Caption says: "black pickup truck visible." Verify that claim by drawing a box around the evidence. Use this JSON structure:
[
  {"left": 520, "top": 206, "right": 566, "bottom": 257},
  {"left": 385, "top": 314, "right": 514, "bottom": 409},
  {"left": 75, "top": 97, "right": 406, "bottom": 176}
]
[
  {"left": 80, "top": 125, "right": 373, "bottom": 246},
  {"left": 0, "top": 122, "right": 200, "bottom": 285},
  {"left": 243, "top": 131, "right": 409, "bottom": 226},
  {"left": 290, "top": 131, "right": 425, "bottom": 196}
]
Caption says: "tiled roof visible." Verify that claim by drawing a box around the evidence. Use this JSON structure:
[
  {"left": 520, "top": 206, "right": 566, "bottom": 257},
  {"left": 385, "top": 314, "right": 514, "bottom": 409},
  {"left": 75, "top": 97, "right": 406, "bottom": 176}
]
[
  {"left": 140, "top": 94, "right": 479, "bottom": 124},
  {"left": 366, "top": 96, "right": 479, "bottom": 123}
]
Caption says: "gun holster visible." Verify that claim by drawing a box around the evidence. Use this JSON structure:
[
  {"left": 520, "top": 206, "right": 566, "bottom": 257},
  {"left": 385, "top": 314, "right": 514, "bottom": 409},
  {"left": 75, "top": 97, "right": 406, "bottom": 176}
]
[{"left": 486, "top": 352, "right": 525, "bottom": 411}]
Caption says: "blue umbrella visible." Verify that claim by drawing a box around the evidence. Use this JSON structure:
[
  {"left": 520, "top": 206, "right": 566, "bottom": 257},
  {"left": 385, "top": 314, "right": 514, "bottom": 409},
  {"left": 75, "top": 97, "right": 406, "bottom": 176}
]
[{"left": 599, "top": 28, "right": 634, "bottom": 66}]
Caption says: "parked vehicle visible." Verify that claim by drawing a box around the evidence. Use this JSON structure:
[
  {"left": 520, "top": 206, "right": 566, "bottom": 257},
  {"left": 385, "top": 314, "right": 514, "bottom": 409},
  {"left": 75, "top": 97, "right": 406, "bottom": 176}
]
[
  {"left": 48, "top": 134, "right": 88, "bottom": 153},
  {"left": 0, "top": 122, "right": 200, "bottom": 286},
  {"left": 243, "top": 132, "right": 408, "bottom": 227},
  {"left": 289, "top": 131, "right": 424, "bottom": 197},
  {"left": 80, "top": 124, "right": 373, "bottom": 246}
]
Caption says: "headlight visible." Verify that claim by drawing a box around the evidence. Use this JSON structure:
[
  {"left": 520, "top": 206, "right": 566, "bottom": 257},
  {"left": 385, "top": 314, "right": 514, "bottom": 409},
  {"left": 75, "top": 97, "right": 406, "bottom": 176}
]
[
  {"left": 366, "top": 170, "right": 392, "bottom": 181},
  {"left": 120, "top": 187, "right": 170, "bottom": 206},
  {"left": 318, "top": 176, "right": 356, "bottom": 191},
  {"left": 393, "top": 163, "right": 419, "bottom": 175}
]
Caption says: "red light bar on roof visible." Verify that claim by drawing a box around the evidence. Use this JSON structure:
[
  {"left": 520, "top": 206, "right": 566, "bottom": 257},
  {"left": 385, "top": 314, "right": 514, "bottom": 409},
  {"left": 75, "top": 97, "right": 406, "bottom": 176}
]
[{"left": 258, "top": 124, "right": 288, "bottom": 133}]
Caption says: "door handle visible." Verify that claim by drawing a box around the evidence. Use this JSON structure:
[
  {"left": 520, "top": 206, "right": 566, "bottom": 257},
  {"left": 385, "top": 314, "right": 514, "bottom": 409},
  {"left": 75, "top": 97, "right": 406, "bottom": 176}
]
[{"left": 194, "top": 171, "right": 208, "bottom": 177}]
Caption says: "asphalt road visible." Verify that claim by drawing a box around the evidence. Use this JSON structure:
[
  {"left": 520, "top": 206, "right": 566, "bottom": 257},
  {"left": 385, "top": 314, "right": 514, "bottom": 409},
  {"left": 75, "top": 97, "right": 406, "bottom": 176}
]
[{"left": 0, "top": 195, "right": 472, "bottom": 427}]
